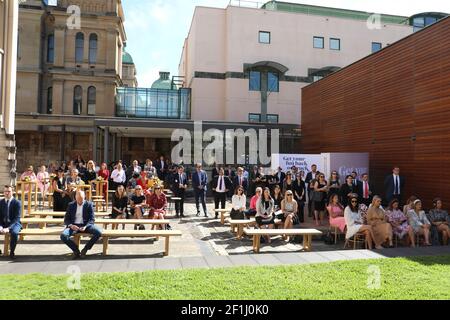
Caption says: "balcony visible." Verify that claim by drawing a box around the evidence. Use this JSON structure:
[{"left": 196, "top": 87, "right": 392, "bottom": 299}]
[{"left": 116, "top": 87, "right": 191, "bottom": 119}]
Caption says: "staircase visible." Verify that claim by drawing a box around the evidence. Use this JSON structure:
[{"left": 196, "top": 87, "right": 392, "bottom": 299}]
[{"left": 0, "top": 129, "right": 16, "bottom": 186}]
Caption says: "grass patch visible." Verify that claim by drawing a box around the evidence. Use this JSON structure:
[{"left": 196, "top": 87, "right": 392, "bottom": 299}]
[{"left": 0, "top": 255, "right": 449, "bottom": 300}]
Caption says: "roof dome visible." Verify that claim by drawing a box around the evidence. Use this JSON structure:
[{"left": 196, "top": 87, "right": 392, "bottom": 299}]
[
  {"left": 122, "top": 51, "right": 134, "bottom": 64},
  {"left": 151, "top": 72, "right": 172, "bottom": 89}
]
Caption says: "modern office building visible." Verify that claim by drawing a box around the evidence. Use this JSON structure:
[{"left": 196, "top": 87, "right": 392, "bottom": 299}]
[
  {"left": 301, "top": 15, "right": 450, "bottom": 206},
  {"left": 0, "top": 0, "right": 19, "bottom": 186},
  {"left": 178, "top": 1, "right": 414, "bottom": 132}
]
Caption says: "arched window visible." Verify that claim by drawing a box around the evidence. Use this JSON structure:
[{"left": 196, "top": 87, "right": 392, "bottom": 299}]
[
  {"left": 47, "top": 87, "right": 53, "bottom": 114},
  {"left": 73, "top": 86, "right": 83, "bottom": 115},
  {"left": 87, "top": 86, "right": 96, "bottom": 115},
  {"left": 75, "top": 32, "right": 84, "bottom": 63},
  {"left": 47, "top": 34, "right": 55, "bottom": 63},
  {"left": 89, "top": 34, "right": 97, "bottom": 64}
]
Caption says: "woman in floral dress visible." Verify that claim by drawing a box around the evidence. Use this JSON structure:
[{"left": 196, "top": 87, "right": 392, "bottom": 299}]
[{"left": 385, "top": 199, "right": 415, "bottom": 247}]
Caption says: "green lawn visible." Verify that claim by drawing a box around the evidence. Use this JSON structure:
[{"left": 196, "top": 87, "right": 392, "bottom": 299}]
[{"left": 0, "top": 255, "right": 449, "bottom": 300}]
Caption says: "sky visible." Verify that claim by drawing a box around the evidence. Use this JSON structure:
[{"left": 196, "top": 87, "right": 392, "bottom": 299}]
[{"left": 122, "top": 0, "right": 450, "bottom": 88}]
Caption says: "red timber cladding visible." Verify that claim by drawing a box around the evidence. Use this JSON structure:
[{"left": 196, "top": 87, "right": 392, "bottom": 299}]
[{"left": 301, "top": 17, "right": 450, "bottom": 208}]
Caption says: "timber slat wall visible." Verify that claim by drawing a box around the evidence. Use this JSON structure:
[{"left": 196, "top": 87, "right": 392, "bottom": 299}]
[{"left": 301, "top": 17, "right": 450, "bottom": 207}]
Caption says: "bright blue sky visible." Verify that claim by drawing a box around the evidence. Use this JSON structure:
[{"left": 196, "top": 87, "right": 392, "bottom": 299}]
[{"left": 122, "top": 0, "right": 450, "bottom": 88}]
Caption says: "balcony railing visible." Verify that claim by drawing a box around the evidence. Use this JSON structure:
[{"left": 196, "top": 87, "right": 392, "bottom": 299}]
[{"left": 116, "top": 87, "right": 191, "bottom": 120}]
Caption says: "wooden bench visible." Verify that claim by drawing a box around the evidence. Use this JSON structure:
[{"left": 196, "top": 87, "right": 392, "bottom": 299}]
[
  {"left": 243, "top": 228, "right": 323, "bottom": 253},
  {"left": 101, "top": 230, "right": 182, "bottom": 256},
  {"left": 214, "top": 209, "right": 230, "bottom": 224},
  {"left": 20, "top": 218, "right": 170, "bottom": 230},
  {"left": 227, "top": 218, "right": 256, "bottom": 239},
  {"left": 28, "top": 211, "right": 110, "bottom": 218},
  {"left": 2, "top": 228, "right": 181, "bottom": 257}
]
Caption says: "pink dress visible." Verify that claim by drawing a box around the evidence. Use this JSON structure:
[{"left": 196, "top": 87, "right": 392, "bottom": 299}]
[
  {"left": 37, "top": 171, "right": 50, "bottom": 195},
  {"left": 20, "top": 171, "right": 37, "bottom": 192},
  {"left": 327, "top": 204, "right": 346, "bottom": 232}
]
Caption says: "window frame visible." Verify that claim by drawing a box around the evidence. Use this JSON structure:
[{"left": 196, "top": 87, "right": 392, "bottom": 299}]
[
  {"left": 73, "top": 85, "right": 83, "bottom": 115},
  {"left": 258, "top": 31, "right": 271, "bottom": 44},
  {"left": 47, "top": 87, "right": 53, "bottom": 114},
  {"left": 88, "top": 34, "right": 98, "bottom": 64},
  {"left": 313, "top": 36, "right": 324, "bottom": 49},
  {"left": 268, "top": 71, "right": 279, "bottom": 92},
  {"left": 87, "top": 86, "right": 96, "bottom": 116},
  {"left": 330, "top": 38, "right": 341, "bottom": 51},
  {"left": 47, "top": 34, "right": 55, "bottom": 63},
  {"left": 371, "top": 42, "right": 382, "bottom": 53},
  {"left": 249, "top": 70, "right": 262, "bottom": 91},
  {"left": 75, "top": 32, "right": 84, "bottom": 64}
]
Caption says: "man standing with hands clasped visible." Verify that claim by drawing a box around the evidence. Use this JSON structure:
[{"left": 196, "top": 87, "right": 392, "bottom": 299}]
[
  {"left": 172, "top": 166, "right": 188, "bottom": 218},
  {"left": 60, "top": 190, "right": 102, "bottom": 259},
  {"left": 192, "top": 163, "right": 208, "bottom": 217},
  {"left": 0, "top": 185, "right": 22, "bottom": 259}
]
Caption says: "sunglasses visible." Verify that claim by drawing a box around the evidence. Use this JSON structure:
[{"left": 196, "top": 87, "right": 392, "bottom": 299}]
[{"left": 351, "top": 200, "right": 358, "bottom": 203}]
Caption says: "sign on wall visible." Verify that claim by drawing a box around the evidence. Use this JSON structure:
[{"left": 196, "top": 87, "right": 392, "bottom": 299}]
[{"left": 271, "top": 154, "right": 324, "bottom": 174}]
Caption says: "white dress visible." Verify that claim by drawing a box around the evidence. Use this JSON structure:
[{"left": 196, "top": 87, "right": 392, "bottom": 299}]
[{"left": 344, "top": 206, "right": 364, "bottom": 239}]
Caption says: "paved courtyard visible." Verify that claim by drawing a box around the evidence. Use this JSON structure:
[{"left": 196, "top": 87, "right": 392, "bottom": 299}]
[{"left": 0, "top": 200, "right": 449, "bottom": 274}]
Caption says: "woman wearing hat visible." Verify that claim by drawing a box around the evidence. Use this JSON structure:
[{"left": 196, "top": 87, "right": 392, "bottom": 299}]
[{"left": 407, "top": 199, "right": 431, "bottom": 246}]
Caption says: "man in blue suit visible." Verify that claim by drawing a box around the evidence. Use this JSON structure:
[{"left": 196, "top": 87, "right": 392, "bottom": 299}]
[
  {"left": 384, "top": 166, "right": 406, "bottom": 206},
  {"left": 0, "top": 185, "right": 22, "bottom": 259},
  {"left": 171, "top": 165, "right": 188, "bottom": 218},
  {"left": 192, "top": 163, "right": 208, "bottom": 217},
  {"left": 60, "top": 190, "right": 102, "bottom": 259},
  {"left": 233, "top": 167, "right": 249, "bottom": 194}
]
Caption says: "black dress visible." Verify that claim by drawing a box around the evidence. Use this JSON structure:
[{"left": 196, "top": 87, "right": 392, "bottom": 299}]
[
  {"left": 53, "top": 177, "right": 70, "bottom": 212},
  {"left": 314, "top": 182, "right": 327, "bottom": 211},
  {"left": 327, "top": 179, "right": 341, "bottom": 201},
  {"left": 112, "top": 194, "right": 129, "bottom": 219}
]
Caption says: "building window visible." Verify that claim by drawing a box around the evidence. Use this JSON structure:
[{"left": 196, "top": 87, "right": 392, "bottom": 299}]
[
  {"left": 259, "top": 31, "right": 270, "bottom": 44},
  {"left": 73, "top": 86, "right": 83, "bottom": 115},
  {"left": 249, "top": 114, "right": 261, "bottom": 123},
  {"left": 47, "top": 34, "right": 55, "bottom": 63},
  {"left": 87, "top": 86, "right": 96, "bottom": 115},
  {"left": 267, "top": 115, "right": 279, "bottom": 123},
  {"left": 248, "top": 113, "right": 279, "bottom": 123},
  {"left": 75, "top": 32, "right": 84, "bottom": 64},
  {"left": 313, "top": 36, "right": 324, "bottom": 49},
  {"left": 330, "top": 38, "right": 340, "bottom": 50},
  {"left": 89, "top": 34, "right": 97, "bottom": 64},
  {"left": 47, "top": 87, "right": 53, "bottom": 114},
  {"left": 249, "top": 71, "right": 261, "bottom": 91},
  {"left": 268, "top": 72, "right": 279, "bottom": 92},
  {"left": 372, "top": 42, "right": 382, "bottom": 53}
]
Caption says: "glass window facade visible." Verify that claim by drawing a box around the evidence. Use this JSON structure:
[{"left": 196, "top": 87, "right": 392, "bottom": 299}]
[
  {"left": 249, "top": 71, "right": 261, "bottom": 91},
  {"left": 313, "top": 36, "right": 324, "bottom": 49},
  {"left": 259, "top": 31, "right": 270, "bottom": 44},
  {"left": 372, "top": 42, "right": 382, "bottom": 53},
  {"left": 268, "top": 72, "right": 279, "bottom": 92},
  {"left": 330, "top": 38, "right": 340, "bottom": 50},
  {"left": 248, "top": 113, "right": 279, "bottom": 123},
  {"left": 116, "top": 87, "right": 191, "bottom": 119}
]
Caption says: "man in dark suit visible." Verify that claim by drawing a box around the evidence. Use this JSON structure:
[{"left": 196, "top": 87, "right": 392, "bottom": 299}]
[
  {"left": 0, "top": 185, "right": 22, "bottom": 259},
  {"left": 276, "top": 167, "right": 286, "bottom": 189},
  {"left": 305, "top": 164, "right": 318, "bottom": 217},
  {"left": 233, "top": 167, "right": 249, "bottom": 194},
  {"left": 192, "top": 163, "right": 208, "bottom": 217},
  {"left": 171, "top": 166, "right": 188, "bottom": 218},
  {"left": 351, "top": 171, "right": 362, "bottom": 192},
  {"left": 384, "top": 167, "right": 405, "bottom": 205},
  {"left": 60, "top": 190, "right": 102, "bottom": 259},
  {"left": 358, "top": 173, "right": 374, "bottom": 207},
  {"left": 212, "top": 168, "right": 232, "bottom": 219},
  {"left": 155, "top": 156, "right": 167, "bottom": 181}
]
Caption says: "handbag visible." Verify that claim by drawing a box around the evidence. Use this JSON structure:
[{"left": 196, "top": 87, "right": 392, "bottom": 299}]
[
  {"left": 230, "top": 209, "right": 244, "bottom": 220},
  {"left": 323, "top": 231, "right": 334, "bottom": 245}
]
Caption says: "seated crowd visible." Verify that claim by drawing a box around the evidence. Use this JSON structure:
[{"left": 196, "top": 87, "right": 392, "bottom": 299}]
[{"left": 4, "top": 158, "right": 448, "bottom": 259}]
